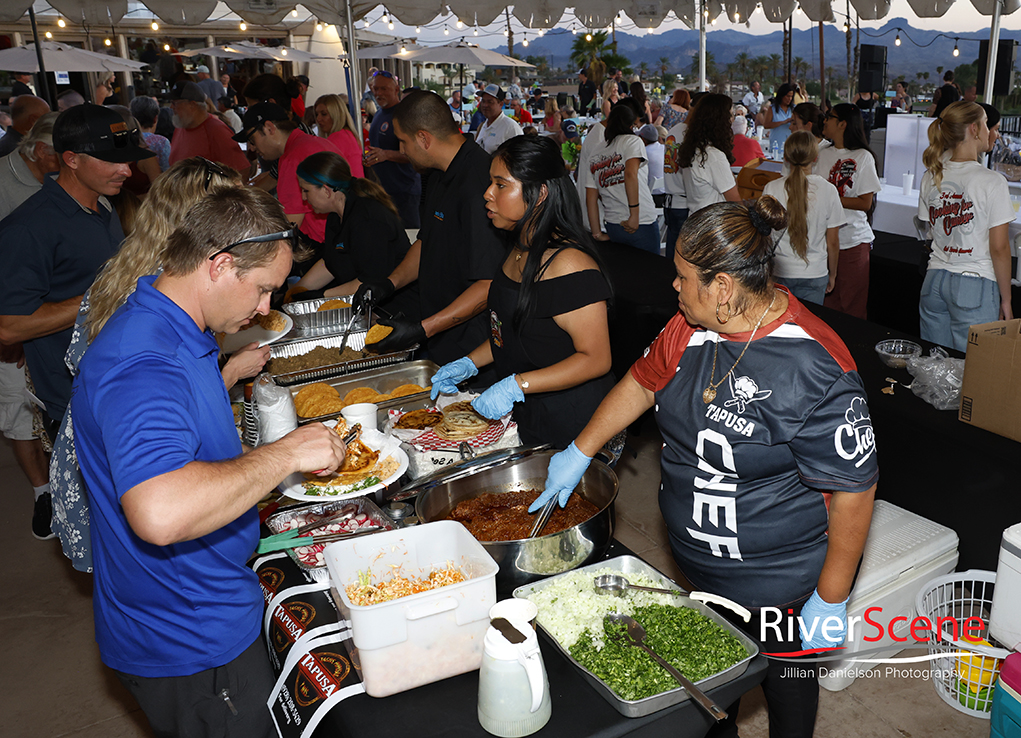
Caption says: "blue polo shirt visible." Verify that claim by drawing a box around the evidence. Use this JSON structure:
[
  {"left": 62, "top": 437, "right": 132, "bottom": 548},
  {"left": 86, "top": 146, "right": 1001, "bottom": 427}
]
[
  {"left": 73, "top": 276, "right": 262, "bottom": 678},
  {"left": 0, "top": 176, "right": 124, "bottom": 422}
]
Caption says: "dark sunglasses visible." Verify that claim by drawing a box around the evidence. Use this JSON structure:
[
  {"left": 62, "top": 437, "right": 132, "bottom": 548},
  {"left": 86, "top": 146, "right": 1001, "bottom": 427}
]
[
  {"left": 197, "top": 156, "right": 230, "bottom": 191},
  {"left": 208, "top": 228, "right": 298, "bottom": 261}
]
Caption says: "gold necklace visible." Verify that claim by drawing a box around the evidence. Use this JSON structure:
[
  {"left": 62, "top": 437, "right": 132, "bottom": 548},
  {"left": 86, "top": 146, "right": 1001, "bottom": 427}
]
[{"left": 702, "top": 290, "right": 777, "bottom": 404}]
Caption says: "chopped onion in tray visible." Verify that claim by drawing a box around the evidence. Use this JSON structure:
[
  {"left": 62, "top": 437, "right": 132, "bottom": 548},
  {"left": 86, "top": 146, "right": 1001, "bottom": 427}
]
[{"left": 526, "top": 568, "right": 680, "bottom": 649}]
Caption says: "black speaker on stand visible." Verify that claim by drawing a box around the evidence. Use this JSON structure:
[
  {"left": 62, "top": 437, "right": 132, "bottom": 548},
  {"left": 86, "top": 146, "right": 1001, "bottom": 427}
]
[
  {"left": 977, "top": 40, "right": 1018, "bottom": 96},
  {"left": 858, "top": 44, "right": 887, "bottom": 93}
]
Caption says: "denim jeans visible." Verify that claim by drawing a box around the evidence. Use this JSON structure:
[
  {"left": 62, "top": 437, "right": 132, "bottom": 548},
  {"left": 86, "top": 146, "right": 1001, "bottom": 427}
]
[
  {"left": 777, "top": 275, "right": 829, "bottom": 305},
  {"left": 919, "top": 268, "right": 1000, "bottom": 352},
  {"left": 664, "top": 207, "right": 690, "bottom": 256},
  {"left": 604, "top": 221, "right": 662, "bottom": 254}
]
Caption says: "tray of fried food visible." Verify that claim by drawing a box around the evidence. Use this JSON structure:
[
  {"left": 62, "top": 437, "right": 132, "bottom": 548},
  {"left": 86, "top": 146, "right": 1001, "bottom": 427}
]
[
  {"left": 290, "top": 360, "right": 440, "bottom": 423},
  {"left": 266, "top": 330, "right": 417, "bottom": 386},
  {"left": 281, "top": 294, "right": 370, "bottom": 336}
]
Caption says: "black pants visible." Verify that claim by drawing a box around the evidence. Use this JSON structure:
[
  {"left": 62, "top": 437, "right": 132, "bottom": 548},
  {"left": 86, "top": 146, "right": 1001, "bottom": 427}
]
[
  {"left": 707, "top": 596, "right": 819, "bottom": 738},
  {"left": 114, "top": 636, "right": 276, "bottom": 738}
]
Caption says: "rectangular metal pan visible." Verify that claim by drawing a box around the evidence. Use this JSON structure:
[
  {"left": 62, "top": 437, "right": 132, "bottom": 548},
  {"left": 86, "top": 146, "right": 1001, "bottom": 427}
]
[
  {"left": 512, "top": 555, "right": 759, "bottom": 718},
  {"left": 290, "top": 360, "right": 439, "bottom": 424},
  {"left": 267, "top": 330, "right": 416, "bottom": 386},
  {"left": 280, "top": 295, "right": 370, "bottom": 337}
]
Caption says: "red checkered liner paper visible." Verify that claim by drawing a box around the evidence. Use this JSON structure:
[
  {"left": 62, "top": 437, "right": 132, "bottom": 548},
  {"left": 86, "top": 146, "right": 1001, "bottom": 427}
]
[{"left": 388, "top": 407, "right": 515, "bottom": 451}]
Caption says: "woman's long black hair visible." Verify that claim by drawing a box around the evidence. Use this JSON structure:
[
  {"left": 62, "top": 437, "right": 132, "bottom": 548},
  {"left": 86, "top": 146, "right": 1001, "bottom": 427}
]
[
  {"left": 829, "top": 103, "right": 876, "bottom": 159},
  {"left": 773, "top": 83, "right": 795, "bottom": 114},
  {"left": 492, "top": 135, "right": 610, "bottom": 331}
]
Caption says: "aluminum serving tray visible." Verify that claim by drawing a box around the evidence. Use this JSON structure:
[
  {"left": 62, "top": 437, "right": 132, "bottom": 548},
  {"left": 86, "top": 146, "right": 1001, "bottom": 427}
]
[
  {"left": 512, "top": 555, "right": 759, "bottom": 718},
  {"left": 291, "top": 360, "right": 439, "bottom": 424},
  {"left": 264, "top": 497, "right": 394, "bottom": 580},
  {"left": 268, "top": 330, "right": 417, "bottom": 386},
  {"left": 281, "top": 295, "right": 370, "bottom": 337}
]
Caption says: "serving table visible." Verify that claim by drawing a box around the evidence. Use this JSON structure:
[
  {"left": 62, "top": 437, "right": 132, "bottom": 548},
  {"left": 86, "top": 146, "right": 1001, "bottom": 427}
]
[{"left": 315, "top": 541, "right": 767, "bottom": 738}]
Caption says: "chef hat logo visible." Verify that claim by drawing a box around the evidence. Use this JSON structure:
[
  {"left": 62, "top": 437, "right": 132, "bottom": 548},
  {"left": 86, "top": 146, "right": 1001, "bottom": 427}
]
[{"left": 844, "top": 397, "right": 870, "bottom": 428}]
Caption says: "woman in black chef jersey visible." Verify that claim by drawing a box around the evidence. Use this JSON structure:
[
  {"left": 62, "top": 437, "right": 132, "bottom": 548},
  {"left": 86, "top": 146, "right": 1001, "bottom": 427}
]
[
  {"left": 285, "top": 151, "right": 412, "bottom": 309},
  {"left": 430, "top": 135, "right": 615, "bottom": 448}
]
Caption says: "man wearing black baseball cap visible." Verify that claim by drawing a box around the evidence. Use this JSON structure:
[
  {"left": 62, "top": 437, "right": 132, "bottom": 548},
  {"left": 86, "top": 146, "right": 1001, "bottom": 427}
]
[{"left": 0, "top": 103, "right": 153, "bottom": 443}]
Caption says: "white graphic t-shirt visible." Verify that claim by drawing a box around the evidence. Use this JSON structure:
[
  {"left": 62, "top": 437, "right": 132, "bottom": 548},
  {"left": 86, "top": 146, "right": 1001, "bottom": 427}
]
[
  {"left": 663, "top": 121, "right": 688, "bottom": 209},
  {"left": 917, "top": 159, "right": 1015, "bottom": 282},
  {"left": 584, "top": 133, "right": 657, "bottom": 225},
  {"left": 681, "top": 145, "right": 737, "bottom": 215},
  {"left": 764, "top": 174, "right": 846, "bottom": 279},
  {"left": 815, "top": 146, "right": 881, "bottom": 249}
]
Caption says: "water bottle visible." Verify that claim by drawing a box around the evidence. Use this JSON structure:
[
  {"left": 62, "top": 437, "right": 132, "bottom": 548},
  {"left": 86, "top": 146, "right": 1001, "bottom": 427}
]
[{"left": 771, "top": 140, "right": 780, "bottom": 161}]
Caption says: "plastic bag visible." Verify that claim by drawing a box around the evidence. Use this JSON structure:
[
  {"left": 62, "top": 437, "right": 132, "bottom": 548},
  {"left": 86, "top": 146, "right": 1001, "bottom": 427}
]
[
  {"left": 253, "top": 373, "right": 297, "bottom": 444},
  {"left": 905, "top": 347, "right": 965, "bottom": 411}
]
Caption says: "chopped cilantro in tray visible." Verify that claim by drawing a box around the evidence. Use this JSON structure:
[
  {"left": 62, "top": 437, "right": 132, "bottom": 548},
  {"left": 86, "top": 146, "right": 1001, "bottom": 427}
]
[{"left": 568, "top": 604, "right": 749, "bottom": 701}]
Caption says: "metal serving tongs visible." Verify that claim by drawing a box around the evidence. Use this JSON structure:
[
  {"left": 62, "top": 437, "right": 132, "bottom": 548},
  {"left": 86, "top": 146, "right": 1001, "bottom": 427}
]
[
  {"left": 256, "top": 500, "right": 380, "bottom": 554},
  {"left": 527, "top": 497, "right": 559, "bottom": 539},
  {"left": 306, "top": 423, "right": 362, "bottom": 482},
  {"left": 604, "top": 613, "right": 728, "bottom": 722},
  {"left": 338, "top": 290, "right": 369, "bottom": 355}
]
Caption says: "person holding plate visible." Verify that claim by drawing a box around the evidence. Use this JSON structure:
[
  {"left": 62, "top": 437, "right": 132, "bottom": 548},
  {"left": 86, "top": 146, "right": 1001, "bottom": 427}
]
[
  {"left": 530, "top": 197, "right": 877, "bottom": 737},
  {"left": 430, "top": 135, "right": 614, "bottom": 448}
]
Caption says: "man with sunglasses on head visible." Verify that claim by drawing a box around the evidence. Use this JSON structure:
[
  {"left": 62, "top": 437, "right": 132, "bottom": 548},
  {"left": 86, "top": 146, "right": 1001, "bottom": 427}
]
[
  {"left": 72, "top": 188, "right": 348, "bottom": 738},
  {"left": 364, "top": 70, "right": 421, "bottom": 228}
]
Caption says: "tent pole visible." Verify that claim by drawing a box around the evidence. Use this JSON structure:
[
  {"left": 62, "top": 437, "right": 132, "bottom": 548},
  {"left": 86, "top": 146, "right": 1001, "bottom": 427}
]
[
  {"left": 344, "top": 0, "right": 363, "bottom": 142},
  {"left": 698, "top": 0, "right": 706, "bottom": 91},
  {"left": 28, "top": 7, "right": 56, "bottom": 108},
  {"left": 983, "top": 0, "right": 1003, "bottom": 102}
]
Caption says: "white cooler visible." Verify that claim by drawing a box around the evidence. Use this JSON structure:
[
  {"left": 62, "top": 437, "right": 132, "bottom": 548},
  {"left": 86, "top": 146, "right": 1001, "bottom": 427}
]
[{"left": 818, "top": 500, "right": 959, "bottom": 692}]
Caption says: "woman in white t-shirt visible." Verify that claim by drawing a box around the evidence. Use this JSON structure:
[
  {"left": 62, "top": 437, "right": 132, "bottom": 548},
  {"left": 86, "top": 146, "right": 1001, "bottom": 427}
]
[
  {"left": 764, "top": 132, "right": 845, "bottom": 305},
  {"left": 917, "top": 101, "right": 1014, "bottom": 351},
  {"left": 584, "top": 103, "right": 659, "bottom": 254},
  {"left": 816, "top": 103, "right": 881, "bottom": 320},
  {"left": 678, "top": 93, "right": 741, "bottom": 215}
]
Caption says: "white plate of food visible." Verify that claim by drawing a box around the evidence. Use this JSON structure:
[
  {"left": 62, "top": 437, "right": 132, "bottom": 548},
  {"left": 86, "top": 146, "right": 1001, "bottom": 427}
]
[
  {"left": 219, "top": 310, "right": 294, "bottom": 354},
  {"left": 278, "top": 424, "right": 409, "bottom": 502}
]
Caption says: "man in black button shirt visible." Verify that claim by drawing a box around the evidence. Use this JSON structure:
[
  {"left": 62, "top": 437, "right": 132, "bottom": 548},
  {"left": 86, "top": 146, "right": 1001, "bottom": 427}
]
[
  {"left": 578, "top": 70, "right": 597, "bottom": 116},
  {"left": 354, "top": 91, "right": 506, "bottom": 367}
]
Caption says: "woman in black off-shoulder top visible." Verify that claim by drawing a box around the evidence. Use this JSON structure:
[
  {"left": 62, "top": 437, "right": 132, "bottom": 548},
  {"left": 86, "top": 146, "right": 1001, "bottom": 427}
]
[{"left": 428, "top": 135, "right": 614, "bottom": 448}]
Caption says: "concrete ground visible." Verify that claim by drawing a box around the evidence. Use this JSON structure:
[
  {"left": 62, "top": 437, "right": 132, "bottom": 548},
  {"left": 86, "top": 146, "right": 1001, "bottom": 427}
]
[{"left": 1, "top": 426, "right": 993, "bottom": 737}]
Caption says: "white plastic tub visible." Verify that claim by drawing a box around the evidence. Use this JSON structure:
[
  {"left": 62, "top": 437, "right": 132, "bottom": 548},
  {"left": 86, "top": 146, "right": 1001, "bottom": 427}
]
[{"left": 323, "top": 520, "right": 498, "bottom": 697}]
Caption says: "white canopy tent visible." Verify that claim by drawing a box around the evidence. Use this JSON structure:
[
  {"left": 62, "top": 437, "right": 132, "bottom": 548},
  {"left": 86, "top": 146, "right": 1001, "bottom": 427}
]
[{"left": 4, "top": 0, "right": 1017, "bottom": 101}]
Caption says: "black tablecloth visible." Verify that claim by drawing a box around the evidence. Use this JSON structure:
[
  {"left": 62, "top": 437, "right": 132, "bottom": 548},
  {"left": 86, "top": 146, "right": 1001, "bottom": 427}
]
[
  {"left": 316, "top": 541, "right": 767, "bottom": 738},
  {"left": 806, "top": 303, "right": 1020, "bottom": 572}
]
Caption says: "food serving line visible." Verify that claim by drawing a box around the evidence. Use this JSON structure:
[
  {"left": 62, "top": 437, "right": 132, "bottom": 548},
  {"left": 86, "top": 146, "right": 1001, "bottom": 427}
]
[{"left": 227, "top": 295, "right": 768, "bottom": 738}]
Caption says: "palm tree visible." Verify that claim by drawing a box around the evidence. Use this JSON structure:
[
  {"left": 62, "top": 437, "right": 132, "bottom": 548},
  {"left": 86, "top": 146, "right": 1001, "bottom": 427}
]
[
  {"left": 689, "top": 51, "right": 716, "bottom": 83},
  {"left": 658, "top": 56, "right": 672, "bottom": 87},
  {"left": 752, "top": 56, "right": 770, "bottom": 87},
  {"left": 734, "top": 52, "right": 751, "bottom": 84},
  {"left": 638, "top": 61, "right": 650, "bottom": 80},
  {"left": 570, "top": 31, "right": 611, "bottom": 83},
  {"left": 768, "top": 54, "right": 782, "bottom": 83}
]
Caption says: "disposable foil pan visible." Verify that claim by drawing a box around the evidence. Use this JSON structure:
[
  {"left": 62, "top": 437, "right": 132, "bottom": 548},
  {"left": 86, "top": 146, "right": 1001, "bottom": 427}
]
[
  {"left": 281, "top": 295, "right": 370, "bottom": 336},
  {"left": 264, "top": 497, "right": 394, "bottom": 580},
  {"left": 267, "top": 330, "right": 416, "bottom": 386},
  {"left": 291, "top": 360, "right": 439, "bottom": 424},
  {"left": 512, "top": 555, "right": 759, "bottom": 718}
]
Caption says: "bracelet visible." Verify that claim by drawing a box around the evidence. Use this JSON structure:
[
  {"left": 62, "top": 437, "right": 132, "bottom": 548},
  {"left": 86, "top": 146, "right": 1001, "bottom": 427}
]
[{"left": 628, "top": 203, "right": 639, "bottom": 208}]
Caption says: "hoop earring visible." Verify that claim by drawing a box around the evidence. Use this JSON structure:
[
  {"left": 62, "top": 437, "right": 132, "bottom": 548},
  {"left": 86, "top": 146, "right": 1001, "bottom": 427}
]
[{"left": 716, "top": 301, "right": 731, "bottom": 324}]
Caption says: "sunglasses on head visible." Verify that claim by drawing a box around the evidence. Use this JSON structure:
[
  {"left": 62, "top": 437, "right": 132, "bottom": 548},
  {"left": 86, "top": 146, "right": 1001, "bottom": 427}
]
[
  {"left": 208, "top": 228, "right": 298, "bottom": 261},
  {"left": 372, "top": 70, "right": 399, "bottom": 84},
  {"left": 197, "top": 157, "right": 230, "bottom": 191}
]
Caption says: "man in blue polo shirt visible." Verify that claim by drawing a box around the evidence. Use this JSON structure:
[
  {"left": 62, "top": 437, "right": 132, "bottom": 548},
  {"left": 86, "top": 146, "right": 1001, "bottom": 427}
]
[{"left": 73, "top": 187, "right": 348, "bottom": 737}]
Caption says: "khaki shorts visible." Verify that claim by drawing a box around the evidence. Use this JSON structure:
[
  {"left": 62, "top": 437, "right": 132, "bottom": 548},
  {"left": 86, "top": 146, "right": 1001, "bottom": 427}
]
[{"left": 0, "top": 362, "right": 36, "bottom": 441}]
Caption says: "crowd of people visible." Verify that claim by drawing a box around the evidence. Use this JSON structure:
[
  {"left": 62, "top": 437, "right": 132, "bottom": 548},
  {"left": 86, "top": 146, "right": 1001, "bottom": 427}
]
[{"left": 0, "top": 61, "right": 1012, "bottom": 738}]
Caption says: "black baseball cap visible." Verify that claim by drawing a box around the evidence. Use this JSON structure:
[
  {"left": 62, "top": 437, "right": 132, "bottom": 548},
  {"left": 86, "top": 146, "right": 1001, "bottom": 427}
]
[
  {"left": 52, "top": 103, "right": 155, "bottom": 163},
  {"left": 170, "top": 80, "right": 206, "bottom": 103},
  {"left": 233, "top": 101, "right": 290, "bottom": 142}
]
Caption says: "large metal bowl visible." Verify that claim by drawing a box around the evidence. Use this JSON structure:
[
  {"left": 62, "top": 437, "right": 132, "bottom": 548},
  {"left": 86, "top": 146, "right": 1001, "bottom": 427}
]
[{"left": 413, "top": 450, "right": 618, "bottom": 590}]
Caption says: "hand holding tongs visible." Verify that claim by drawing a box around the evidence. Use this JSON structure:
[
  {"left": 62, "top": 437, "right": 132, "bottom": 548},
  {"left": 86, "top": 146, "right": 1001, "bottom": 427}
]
[{"left": 338, "top": 290, "right": 369, "bottom": 355}]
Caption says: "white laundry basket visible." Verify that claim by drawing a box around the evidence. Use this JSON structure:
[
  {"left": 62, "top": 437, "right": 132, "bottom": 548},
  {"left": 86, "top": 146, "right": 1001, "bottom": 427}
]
[{"left": 914, "top": 570, "right": 1010, "bottom": 718}]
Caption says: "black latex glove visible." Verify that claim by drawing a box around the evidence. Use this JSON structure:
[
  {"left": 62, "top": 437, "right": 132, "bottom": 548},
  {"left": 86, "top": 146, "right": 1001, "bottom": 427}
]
[
  {"left": 370, "top": 317, "right": 426, "bottom": 353},
  {"left": 354, "top": 278, "right": 395, "bottom": 311}
]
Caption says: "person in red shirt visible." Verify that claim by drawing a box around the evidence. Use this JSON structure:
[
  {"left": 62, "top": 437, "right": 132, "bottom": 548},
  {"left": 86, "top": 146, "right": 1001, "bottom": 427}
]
[
  {"left": 509, "top": 98, "right": 533, "bottom": 125},
  {"left": 167, "top": 81, "right": 250, "bottom": 174},
  {"left": 730, "top": 109, "right": 764, "bottom": 167},
  {"left": 234, "top": 102, "right": 341, "bottom": 245}
]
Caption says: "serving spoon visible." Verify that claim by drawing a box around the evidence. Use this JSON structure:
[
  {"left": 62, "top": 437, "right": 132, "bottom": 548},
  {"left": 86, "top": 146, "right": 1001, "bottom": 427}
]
[
  {"left": 604, "top": 613, "right": 727, "bottom": 722},
  {"left": 593, "top": 574, "right": 752, "bottom": 623}
]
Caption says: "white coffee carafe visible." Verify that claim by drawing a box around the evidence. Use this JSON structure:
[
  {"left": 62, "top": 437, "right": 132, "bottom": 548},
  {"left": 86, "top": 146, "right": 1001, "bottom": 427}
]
[{"left": 478, "top": 617, "right": 551, "bottom": 737}]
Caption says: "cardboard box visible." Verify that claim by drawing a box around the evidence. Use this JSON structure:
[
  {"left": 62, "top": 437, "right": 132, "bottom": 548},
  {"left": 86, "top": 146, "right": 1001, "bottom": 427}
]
[{"left": 959, "top": 319, "right": 1021, "bottom": 442}]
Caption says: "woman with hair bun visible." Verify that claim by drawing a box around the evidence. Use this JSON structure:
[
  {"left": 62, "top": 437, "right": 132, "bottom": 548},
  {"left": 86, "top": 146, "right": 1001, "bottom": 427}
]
[
  {"left": 764, "top": 131, "right": 845, "bottom": 304},
  {"left": 917, "top": 101, "right": 1014, "bottom": 351},
  {"left": 286, "top": 151, "right": 411, "bottom": 306},
  {"left": 531, "top": 196, "right": 877, "bottom": 737},
  {"left": 429, "top": 135, "right": 614, "bottom": 448}
]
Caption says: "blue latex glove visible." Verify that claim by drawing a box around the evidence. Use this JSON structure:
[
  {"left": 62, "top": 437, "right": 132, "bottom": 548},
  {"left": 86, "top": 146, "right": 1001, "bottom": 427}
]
[
  {"left": 527, "top": 442, "right": 593, "bottom": 512},
  {"left": 430, "top": 357, "right": 478, "bottom": 400},
  {"left": 799, "top": 589, "right": 849, "bottom": 651},
  {"left": 471, "top": 375, "right": 524, "bottom": 420}
]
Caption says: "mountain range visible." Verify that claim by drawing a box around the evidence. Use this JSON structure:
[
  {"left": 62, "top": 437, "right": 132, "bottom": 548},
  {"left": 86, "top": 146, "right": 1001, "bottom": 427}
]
[{"left": 489, "top": 18, "right": 1021, "bottom": 84}]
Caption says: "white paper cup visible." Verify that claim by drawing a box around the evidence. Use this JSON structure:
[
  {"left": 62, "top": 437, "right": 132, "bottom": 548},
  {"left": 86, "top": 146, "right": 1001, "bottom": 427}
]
[
  {"left": 489, "top": 599, "right": 539, "bottom": 629},
  {"left": 902, "top": 172, "right": 914, "bottom": 196},
  {"left": 341, "top": 402, "right": 378, "bottom": 432}
]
